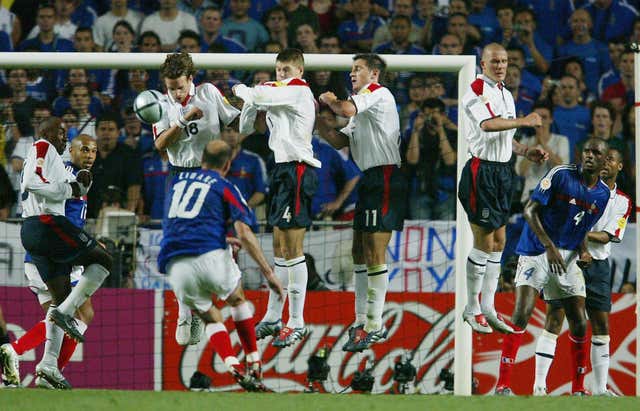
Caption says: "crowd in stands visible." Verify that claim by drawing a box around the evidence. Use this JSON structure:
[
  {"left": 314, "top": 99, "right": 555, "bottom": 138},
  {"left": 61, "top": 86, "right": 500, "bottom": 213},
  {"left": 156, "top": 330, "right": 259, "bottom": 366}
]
[{"left": 0, "top": 0, "right": 638, "bottom": 229}]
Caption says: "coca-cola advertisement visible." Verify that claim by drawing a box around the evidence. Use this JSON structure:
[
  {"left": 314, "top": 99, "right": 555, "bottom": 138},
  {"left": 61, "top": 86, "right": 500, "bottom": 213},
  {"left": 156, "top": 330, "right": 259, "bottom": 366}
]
[{"left": 162, "top": 291, "right": 637, "bottom": 395}]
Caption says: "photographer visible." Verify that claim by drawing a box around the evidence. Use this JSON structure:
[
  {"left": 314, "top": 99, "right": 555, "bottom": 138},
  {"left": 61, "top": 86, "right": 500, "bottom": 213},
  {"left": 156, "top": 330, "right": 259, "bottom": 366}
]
[
  {"left": 405, "top": 98, "right": 457, "bottom": 220},
  {"left": 509, "top": 8, "right": 552, "bottom": 76}
]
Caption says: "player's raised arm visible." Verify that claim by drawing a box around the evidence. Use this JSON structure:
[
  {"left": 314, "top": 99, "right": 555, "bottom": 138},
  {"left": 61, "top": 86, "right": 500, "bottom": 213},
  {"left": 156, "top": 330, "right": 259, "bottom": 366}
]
[
  {"left": 232, "top": 82, "right": 303, "bottom": 108},
  {"left": 523, "top": 199, "right": 566, "bottom": 274}
]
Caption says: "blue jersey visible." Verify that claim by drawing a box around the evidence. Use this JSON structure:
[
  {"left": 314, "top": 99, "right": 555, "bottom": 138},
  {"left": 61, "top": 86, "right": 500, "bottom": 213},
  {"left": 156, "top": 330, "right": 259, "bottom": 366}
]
[
  {"left": 142, "top": 151, "right": 169, "bottom": 220},
  {"left": 25, "top": 162, "right": 87, "bottom": 263},
  {"left": 157, "top": 169, "right": 255, "bottom": 273},
  {"left": 516, "top": 164, "right": 610, "bottom": 256}
]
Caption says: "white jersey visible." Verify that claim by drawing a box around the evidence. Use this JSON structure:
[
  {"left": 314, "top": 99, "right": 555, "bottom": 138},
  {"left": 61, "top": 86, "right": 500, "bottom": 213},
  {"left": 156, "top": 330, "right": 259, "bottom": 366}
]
[
  {"left": 20, "top": 139, "right": 75, "bottom": 217},
  {"left": 588, "top": 185, "right": 632, "bottom": 260},
  {"left": 93, "top": 10, "right": 143, "bottom": 48},
  {"left": 235, "top": 77, "right": 320, "bottom": 167},
  {"left": 139, "top": 11, "right": 198, "bottom": 46},
  {"left": 461, "top": 74, "right": 516, "bottom": 162},
  {"left": 340, "top": 83, "right": 401, "bottom": 171},
  {"left": 153, "top": 82, "right": 240, "bottom": 168}
]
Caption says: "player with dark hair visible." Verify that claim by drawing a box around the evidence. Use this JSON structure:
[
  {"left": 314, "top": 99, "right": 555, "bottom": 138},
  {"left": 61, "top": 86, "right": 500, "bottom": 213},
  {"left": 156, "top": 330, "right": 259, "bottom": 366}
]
[
  {"left": 234, "top": 48, "right": 320, "bottom": 348},
  {"left": 153, "top": 51, "right": 240, "bottom": 346},
  {"left": 495, "top": 138, "right": 611, "bottom": 396},
  {"left": 318, "top": 53, "right": 406, "bottom": 351},
  {"left": 11, "top": 134, "right": 97, "bottom": 389},
  {"left": 20, "top": 118, "right": 112, "bottom": 389},
  {"left": 533, "top": 147, "right": 631, "bottom": 396},
  {"left": 158, "top": 140, "right": 283, "bottom": 391}
]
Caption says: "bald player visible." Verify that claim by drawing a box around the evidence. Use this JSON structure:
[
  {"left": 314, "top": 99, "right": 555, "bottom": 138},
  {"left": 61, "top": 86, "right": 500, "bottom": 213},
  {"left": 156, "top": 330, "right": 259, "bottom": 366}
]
[
  {"left": 14, "top": 134, "right": 99, "bottom": 388},
  {"left": 458, "top": 43, "right": 548, "bottom": 334},
  {"left": 158, "top": 140, "right": 284, "bottom": 391}
]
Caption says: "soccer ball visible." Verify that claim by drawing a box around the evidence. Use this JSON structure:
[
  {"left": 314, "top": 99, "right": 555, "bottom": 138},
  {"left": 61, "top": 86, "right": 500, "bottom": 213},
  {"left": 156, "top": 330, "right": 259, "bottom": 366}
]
[{"left": 133, "top": 90, "right": 164, "bottom": 124}]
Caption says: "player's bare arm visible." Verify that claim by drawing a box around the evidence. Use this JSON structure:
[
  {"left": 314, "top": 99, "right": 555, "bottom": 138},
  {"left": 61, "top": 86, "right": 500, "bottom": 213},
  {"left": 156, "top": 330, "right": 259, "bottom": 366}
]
[
  {"left": 587, "top": 230, "right": 615, "bottom": 244},
  {"left": 512, "top": 138, "right": 549, "bottom": 164},
  {"left": 154, "top": 106, "right": 204, "bottom": 151},
  {"left": 523, "top": 199, "right": 566, "bottom": 274},
  {"left": 319, "top": 92, "right": 357, "bottom": 118},
  {"left": 577, "top": 236, "right": 592, "bottom": 269},
  {"left": 233, "top": 220, "right": 284, "bottom": 301},
  {"left": 481, "top": 112, "right": 542, "bottom": 132},
  {"left": 315, "top": 111, "right": 349, "bottom": 149}
]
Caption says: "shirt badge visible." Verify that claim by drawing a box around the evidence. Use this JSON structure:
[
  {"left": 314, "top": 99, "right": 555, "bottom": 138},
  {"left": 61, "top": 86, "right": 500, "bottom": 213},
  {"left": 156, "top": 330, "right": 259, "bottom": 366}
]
[{"left": 540, "top": 177, "right": 551, "bottom": 190}]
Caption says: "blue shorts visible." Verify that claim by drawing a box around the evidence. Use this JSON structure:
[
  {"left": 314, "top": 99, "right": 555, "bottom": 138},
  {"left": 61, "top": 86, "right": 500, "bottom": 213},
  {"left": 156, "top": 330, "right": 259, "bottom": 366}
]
[
  {"left": 20, "top": 215, "right": 97, "bottom": 282},
  {"left": 547, "top": 258, "right": 611, "bottom": 312}
]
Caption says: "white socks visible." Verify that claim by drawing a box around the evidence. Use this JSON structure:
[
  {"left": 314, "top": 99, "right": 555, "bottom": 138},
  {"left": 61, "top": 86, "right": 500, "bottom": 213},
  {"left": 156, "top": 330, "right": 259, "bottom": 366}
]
[
  {"left": 481, "top": 251, "right": 502, "bottom": 315},
  {"left": 354, "top": 264, "right": 368, "bottom": 325},
  {"left": 364, "top": 264, "right": 388, "bottom": 333},
  {"left": 42, "top": 306, "right": 64, "bottom": 366},
  {"left": 58, "top": 264, "right": 109, "bottom": 316},
  {"left": 261, "top": 257, "right": 289, "bottom": 323},
  {"left": 534, "top": 330, "right": 558, "bottom": 390},
  {"left": 466, "top": 248, "right": 489, "bottom": 314},
  {"left": 591, "top": 335, "right": 610, "bottom": 394},
  {"left": 286, "top": 255, "right": 307, "bottom": 329},
  {"left": 177, "top": 298, "right": 192, "bottom": 322}
]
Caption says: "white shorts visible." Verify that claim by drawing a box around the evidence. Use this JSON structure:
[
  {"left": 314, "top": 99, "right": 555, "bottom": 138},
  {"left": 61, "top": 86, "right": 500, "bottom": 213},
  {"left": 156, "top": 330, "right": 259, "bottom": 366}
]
[
  {"left": 25, "top": 262, "right": 85, "bottom": 305},
  {"left": 167, "top": 247, "right": 241, "bottom": 313},
  {"left": 515, "top": 249, "right": 586, "bottom": 300}
]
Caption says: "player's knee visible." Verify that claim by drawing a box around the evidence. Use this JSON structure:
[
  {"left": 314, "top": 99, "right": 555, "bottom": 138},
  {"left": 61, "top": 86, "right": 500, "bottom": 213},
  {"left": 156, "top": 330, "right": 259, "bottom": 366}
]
[
  {"left": 590, "top": 319, "right": 609, "bottom": 336},
  {"left": 567, "top": 316, "right": 587, "bottom": 337},
  {"left": 511, "top": 313, "right": 528, "bottom": 330}
]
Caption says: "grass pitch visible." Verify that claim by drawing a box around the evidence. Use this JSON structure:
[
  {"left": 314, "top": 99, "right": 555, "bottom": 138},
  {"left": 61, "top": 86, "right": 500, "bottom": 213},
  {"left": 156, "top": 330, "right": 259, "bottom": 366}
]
[{"left": 0, "top": 390, "right": 635, "bottom": 411}]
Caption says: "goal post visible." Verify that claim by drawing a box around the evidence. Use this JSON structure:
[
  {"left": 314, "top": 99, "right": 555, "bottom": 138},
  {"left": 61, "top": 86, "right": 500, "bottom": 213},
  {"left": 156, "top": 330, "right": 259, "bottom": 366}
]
[
  {"left": 1, "top": 51, "right": 476, "bottom": 395},
  {"left": 635, "top": 53, "right": 640, "bottom": 398}
]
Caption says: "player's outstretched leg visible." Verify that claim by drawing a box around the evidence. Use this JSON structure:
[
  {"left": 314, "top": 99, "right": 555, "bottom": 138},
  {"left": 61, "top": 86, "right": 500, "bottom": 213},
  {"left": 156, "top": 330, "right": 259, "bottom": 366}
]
[{"left": 255, "top": 257, "right": 287, "bottom": 340}]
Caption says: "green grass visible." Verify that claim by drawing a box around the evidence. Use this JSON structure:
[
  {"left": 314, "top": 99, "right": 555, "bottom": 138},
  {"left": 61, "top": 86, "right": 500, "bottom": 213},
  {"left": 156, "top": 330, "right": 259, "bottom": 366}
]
[{"left": 0, "top": 390, "right": 636, "bottom": 411}]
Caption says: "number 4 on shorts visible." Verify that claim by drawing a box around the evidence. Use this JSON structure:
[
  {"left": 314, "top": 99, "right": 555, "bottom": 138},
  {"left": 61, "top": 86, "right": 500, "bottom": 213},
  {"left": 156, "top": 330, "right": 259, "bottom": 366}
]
[{"left": 282, "top": 206, "right": 292, "bottom": 223}]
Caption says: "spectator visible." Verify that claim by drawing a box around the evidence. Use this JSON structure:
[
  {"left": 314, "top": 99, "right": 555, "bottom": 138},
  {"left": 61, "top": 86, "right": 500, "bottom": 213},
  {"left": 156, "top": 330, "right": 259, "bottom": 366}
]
[
  {"left": 400, "top": 74, "right": 427, "bottom": 131},
  {"left": 621, "top": 103, "right": 636, "bottom": 188},
  {"left": 405, "top": 98, "right": 456, "bottom": 220},
  {"left": 319, "top": 32, "right": 342, "bottom": 53},
  {"left": 509, "top": 8, "right": 552, "bottom": 76},
  {"left": 506, "top": 65, "right": 534, "bottom": 117},
  {"left": 515, "top": 102, "right": 569, "bottom": 204},
  {"left": 337, "top": 0, "right": 385, "bottom": 53},
  {"left": 220, "top": 0, "right": 269, "bottom": 52},
  {"left": 442, "top": 13, "right": 482, "bottom": 59},
  {"left": 597, "top": 37, "right": 626, "bottom": 98},
  {"left": 294, "top": 23, "right": 318, "bottom": 52},
  {"left": 220, "top": 126, "right": 268, "bottom": 210},
  {"left": 205, "top": 44, "right": 242, "bottom": 97},
  {"left": 374, "top": 15, "right": 425, "bottom": 105},
  {"left": 372, "top": 0, "right": 422, "bottom": 49},
  {"left": 89, "top": 111, "right": 142, "bottom": 218},
  {"left": 5, "top": 68, "right": 38, "bottom": 138},
  {"left": 602, "top": 48, "right": 635, "bottom": 114},
  {"left": 307, "top": 0, "right": 337, "bottom": 34},
  {"left": 280, "top": 0, "right": 320, "bottom": 43},
  {"left": 141, "top": 149, "right": 169, "bottom": 221},
  {"left": 415, "top": 0, "right": 448, "bottom": 50},
  {"left": 252, "top": 70, "right": 272, "bottom": 85},
  {"left": 264, "top": 5, "right": 289, "bottom": 49},
  {"left": 310, "top": 134, "right": 361, "bottom": 221},
  {"left": 140, "top": 0, "right": 199, "bottom": 52},
  {"left": 516, "top": 0, "right": 574, "bottom": 47},
  {"left": 92, "top": 0, "right": 143, "bottom": 50},
  {"left": 121, "top": 105, "right": 154, "bottom": 155},
  {"left": 53, "top": 69, "right": 104, "bottom": 118},
  {"left": 583, "top": 0, "right": 638, "bottom": 42},
  {"left": 137, "top": 30, "right": 162, "bottom": 53},
  {"left": 556, "top": 8, "right": 612, "bottom": 93},
  {"left": 223, "top": 0, "right": 278, "bottom": 21},
  {"left": 493, "top": 2, "right": 515, "bottom": 46},
  {"left": 68, "top": 83, "right": 97, "bottom": 139},
  {"left": 467, "top": 0, "right": 500, "bottom": 45},
  {"left": 68, "top": 0, "right": 97, "bottom": 29},
  {"left": 69, "top": 28, "right": 115, "bottom": 103},
  {"left": 309, "top": 70, "right": 349, "bottom": 103},
  {"left": 178, "top": 0, "right": 218, "bottom": 21},
  {"left": 17, "top": 3, "right": 74, "bottom": 52},
  {"left": 0, "top": 4, "right": 21, "bottom": 48},
  {"left": 199, "top": 6, "right": 247, "bottom": 53},
  {"left": 552, "top": 74, "right": 591, "bottom": 161},
  {"left": 9, "top": 101, "right": 52, "bottom": 176},
  {"left": 26, "top": 0, "right": 79, "bottom": 40},
  {"left": 0, "top": 30, "right": 11, "bottom": 52},
  {"left": 506, "top": 46, "right": 541, "bottom": 101},
  {"left": 264, "top": 40, "right": 283, "bottom": 53},
  {"left": 561, "top": 56, "right": 595, "bottom": 105},
  {"left": 108, "top": 19, "right": 136, "bottom": 53},
  {"left": 576, "top": 101, "right": 626, "bottom": 159},
  {"left": 0, "top": 164, "right": 14, "bottom": 219}
]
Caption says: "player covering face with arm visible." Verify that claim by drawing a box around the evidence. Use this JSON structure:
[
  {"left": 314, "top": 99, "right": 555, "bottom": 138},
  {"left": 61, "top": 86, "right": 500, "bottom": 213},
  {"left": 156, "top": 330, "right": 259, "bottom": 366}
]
[
  {"left": 233, "top": 49, "right": 320, "bottom": 348},
  {"left": 318, "top": 53, "right": 406, "bottom": 351}
]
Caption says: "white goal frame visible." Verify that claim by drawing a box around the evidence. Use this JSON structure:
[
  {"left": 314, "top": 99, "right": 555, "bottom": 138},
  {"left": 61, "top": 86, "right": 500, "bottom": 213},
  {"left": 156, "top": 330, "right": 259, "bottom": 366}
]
[
  {"left": 635, "top": 54, "right": 640, "bottom": 398},
  {"left": 2, "top": 51, "right": 477, "bottom": 395}
]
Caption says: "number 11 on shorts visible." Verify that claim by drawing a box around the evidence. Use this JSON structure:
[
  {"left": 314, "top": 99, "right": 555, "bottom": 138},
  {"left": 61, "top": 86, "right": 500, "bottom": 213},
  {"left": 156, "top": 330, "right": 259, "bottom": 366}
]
[{"left": 365, "top": 209, "right": 377, "bottom": 227}]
